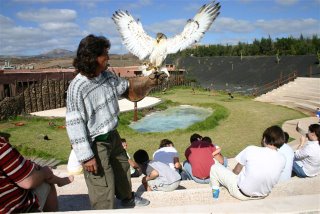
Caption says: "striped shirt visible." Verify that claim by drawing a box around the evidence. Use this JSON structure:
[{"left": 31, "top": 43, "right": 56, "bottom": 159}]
[
  {"left": 66, "top": 71, "right": 128, "bottom": 162},
  {"left": 0, "top": 138, "right": 39, "bottom": 213}
]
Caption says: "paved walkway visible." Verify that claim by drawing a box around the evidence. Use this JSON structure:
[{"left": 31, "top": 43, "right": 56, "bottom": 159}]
[{"left": 30, "top": 97, "right": 162, "bottom": 117}]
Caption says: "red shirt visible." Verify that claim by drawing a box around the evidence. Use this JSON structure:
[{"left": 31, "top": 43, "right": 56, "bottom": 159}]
[
  {"left": 0, "top": 138, "right": 39, "bottom": 214},
  {"left": 185, "top": 141, "right": 216, "bottom": 179}
]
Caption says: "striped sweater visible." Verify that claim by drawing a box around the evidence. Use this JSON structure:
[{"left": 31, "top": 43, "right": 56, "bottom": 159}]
[
  {"left": 66, "top": 71, "right": 129, "bottom": 162},
  {"left": 0, "top": 138, "right": 38, "bottom": 213}
]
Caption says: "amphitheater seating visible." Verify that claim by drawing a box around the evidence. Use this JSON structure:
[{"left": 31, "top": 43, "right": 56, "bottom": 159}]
[{"left": 254, "top": 77, "right": 320, "bottom": 115}]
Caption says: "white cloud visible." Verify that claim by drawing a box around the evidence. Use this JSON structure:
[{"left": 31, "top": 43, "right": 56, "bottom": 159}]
[
  {"left": 255, "top": 18, "right": 320, "bottom": 37},
  {"left": 87, "top": 17, "right": 118, "bottom": 36},
  {"left": 275, "top": 0, "right": 299, "bottom": 6},
  {"left": 0, "top": 13, "right": 85, "bottom": 55},
  {"left": 213, "top": 17, "right": 254, "bottom": 33},
  {"left": 119, "top": 0, "right": 152, "bottom": 10},
  {"left": 17, "top": 8, "right": 76, "bottom": 23},
  {"left": 146, "top": 19, "right": 187, "bottom": 36},
  {"left": 0, "top": 15, "right": 15, "bottom": 28},
  {"left": 39, "top": 22, "right": 79, "bottom": 31}
]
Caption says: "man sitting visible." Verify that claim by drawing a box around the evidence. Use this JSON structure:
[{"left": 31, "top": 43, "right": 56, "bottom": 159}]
[{"left": 210, "top": 125, "right": 286, "bottom": 200}]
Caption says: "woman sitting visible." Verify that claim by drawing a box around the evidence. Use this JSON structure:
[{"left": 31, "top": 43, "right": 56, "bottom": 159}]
[{"left": 293, "top": 123, "right": 320, "bottom": 178}]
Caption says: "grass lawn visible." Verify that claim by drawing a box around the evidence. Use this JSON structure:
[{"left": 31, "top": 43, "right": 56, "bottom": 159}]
[{"left": 0, "top": 86, "right": 306, "bottom": 164}]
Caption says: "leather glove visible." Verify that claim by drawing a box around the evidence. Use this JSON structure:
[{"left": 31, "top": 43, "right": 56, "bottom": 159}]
[{"left": 124, "top": 71, "right": 168, "bottom": 102}]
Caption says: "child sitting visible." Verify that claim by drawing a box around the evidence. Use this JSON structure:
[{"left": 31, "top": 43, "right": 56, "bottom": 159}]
[{"left": 133, "top": 149, "right": 181, "bottom": 192}]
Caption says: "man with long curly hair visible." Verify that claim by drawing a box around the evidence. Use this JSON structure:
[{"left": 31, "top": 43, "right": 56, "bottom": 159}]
[{"left": 66, "top": 34, "right": 167, "bottom": 209}]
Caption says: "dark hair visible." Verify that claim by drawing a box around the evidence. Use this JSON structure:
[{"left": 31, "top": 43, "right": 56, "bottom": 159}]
[
  {"left": 262, "top": 125, "right": 285, "bottom": 148},
  {"left": 0, "top": 132, "right": 11, "bottom": 141},
  {"left": 121, "top": 138, "right": 126, "bottom": 143},
  {"left": 159, "top": 139, "right": 174, "bottom": 148},
  {"left": 284, "top": 132, "right": 289, "bottom": 143},
  {"left": 133, "top": 149, "right": 149, "bottom": 164},
  {"left": 190, "top": 133, "right": 202, "bottom": 143},
  {"left": 202, "top": 136, "right": 212, "bottom": 144},
  {"left": 309, "top": 124, "right": 320, "bottom": 142},
  {"left": 73, "top": 34, "right": 111, "bottom": 78}
]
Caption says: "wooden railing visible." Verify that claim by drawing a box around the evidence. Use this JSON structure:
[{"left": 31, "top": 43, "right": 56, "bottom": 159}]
[{"left": 253, "top": 71, "right": 298, "bottom": 96}]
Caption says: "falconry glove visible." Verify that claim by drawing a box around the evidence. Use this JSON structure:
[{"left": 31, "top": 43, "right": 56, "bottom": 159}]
[{"left": 124, "top": 71, "right": 168, "bottom": 102}]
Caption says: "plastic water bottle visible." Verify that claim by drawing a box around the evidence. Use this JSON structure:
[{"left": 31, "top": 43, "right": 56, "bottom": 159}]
[{"left": 212, "top": 185, "right": 220, "bottom": 199}]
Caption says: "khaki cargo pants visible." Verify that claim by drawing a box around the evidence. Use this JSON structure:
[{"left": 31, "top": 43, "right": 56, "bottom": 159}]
[{"left": 83, "top": 130, "right": 132, "bottom": 209}]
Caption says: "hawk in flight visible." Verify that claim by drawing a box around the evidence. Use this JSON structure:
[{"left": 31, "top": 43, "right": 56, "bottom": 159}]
[{"left": 112, "top": 1, "right": 221, "bottom": 73}]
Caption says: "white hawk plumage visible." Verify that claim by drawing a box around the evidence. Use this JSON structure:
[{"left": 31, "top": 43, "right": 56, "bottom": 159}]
[{"left": 112, "top": 1, "right": 221, "bottom": 74}]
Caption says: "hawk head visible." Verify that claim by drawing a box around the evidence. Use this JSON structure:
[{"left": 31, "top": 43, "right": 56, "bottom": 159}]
[{"left": 156, "top": 33, "right": 167, "bottom": 43}]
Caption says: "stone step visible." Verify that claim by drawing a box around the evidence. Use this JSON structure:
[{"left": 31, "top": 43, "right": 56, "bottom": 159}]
[
  {"left": 56, "top": 171, "right": 320, "bottom": 211},
  {"left": 294, "top": 77, "right": 320, "bottom": 83}
]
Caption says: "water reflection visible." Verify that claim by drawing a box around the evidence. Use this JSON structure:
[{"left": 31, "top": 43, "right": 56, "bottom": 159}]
[{"left": 129, "top": 105, "right": 212, "bottom": 133}]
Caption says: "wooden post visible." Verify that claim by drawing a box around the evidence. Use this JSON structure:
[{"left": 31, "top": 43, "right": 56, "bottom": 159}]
[
  {"left": 53, "top": 80, "right": 57, "bottom": 109},
  {"left": 33, "top": 79, "right": 38, "bottom": 112},
  {"left": 40, "top": 77, "right": 44, "bottom": 111},
  {"left": 21, "top": 81, "right": 25, "bottom": 113},
  {"left": 63, "top": 73, "right": 66, "bottom": 107},
  {"left": 27, "top": 80, "right": 32, "bottom": 113},
  {"left": 58, "top": 77, "right": 61, "bottom": 107},
  {"left": 133, "top": 102, "right": 138, "bottom": 121},
  {"left": 46, "top": 75, "right": 51, "bottom": 110}
]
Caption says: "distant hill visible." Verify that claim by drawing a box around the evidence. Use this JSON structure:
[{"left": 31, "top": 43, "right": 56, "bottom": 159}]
[{"left": 37, "top": 48, "right": 75, "bottom": 58}]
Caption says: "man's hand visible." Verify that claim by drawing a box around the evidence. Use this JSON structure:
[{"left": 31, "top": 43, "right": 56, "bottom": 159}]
[{"left": 83, "top": 158, "right": 98, "bottom": 174}]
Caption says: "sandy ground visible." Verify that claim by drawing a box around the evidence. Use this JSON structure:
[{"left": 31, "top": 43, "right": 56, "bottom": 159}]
[{"left": 30, "top": 97, "right": 161, "bottom": 117}]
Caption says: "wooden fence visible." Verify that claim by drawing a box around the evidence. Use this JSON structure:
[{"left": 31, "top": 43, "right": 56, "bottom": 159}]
[
  {"left": 252, "top": 71, "right": 298, "bottom": 96},
  {"left": 1, "top": 73, "right": 190, "bottom": 114},
  {"left": 2, "top": 75, "right": 71, "bottom": 114}
]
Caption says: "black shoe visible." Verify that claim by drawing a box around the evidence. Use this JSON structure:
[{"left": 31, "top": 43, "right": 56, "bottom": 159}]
[{"left": 121, "top": 192, "right": 150, "bottom": 208}]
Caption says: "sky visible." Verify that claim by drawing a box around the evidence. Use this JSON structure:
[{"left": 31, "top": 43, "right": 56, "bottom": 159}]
[{"left": 0, "top": 0, "right": 319, "bottom": 56}]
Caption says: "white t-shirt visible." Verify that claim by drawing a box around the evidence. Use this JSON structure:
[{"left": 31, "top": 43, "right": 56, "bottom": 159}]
[
  {"left": 295, "top": 140, "right": 320, "bottom": 177},
  {"left": 236, "top": 146, "right": 286, "bottom": 197},
  {"left": 278, "top": 143, "right": 294, "bottom": 182},
  {"left": 153, "top": 147, "right": 179, "bottom": 171}
]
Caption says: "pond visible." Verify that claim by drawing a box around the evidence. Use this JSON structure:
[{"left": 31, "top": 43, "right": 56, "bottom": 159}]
[{"left": 129, "top": 105, "right": 212, "bottom": 133}]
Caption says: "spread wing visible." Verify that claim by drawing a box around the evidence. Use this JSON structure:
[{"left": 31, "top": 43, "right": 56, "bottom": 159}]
[
  {"left": 166, "top": 1, "right": 220, "bottom": 54},
  {"left": 112, "top": 10, "right": 155, "bottom": 60}
]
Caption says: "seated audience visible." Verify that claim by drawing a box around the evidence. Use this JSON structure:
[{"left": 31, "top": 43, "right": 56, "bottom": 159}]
[
  {"left": 183, "top": 133, "right": 218, "bottom": 184},
  {"left": 292, "top": 123, "right": 320, "bottom": 178},
  {"left": 153, "top": 139, "right": 189, "bottom": 180},
  {"left": 133, "top": 149, "right": 181, "bottom": 192},
  {"left": 278, "top": 132, "right": 294, "bottom": 182},
  {"left": 122, "top": 138, "right": 141, "bottom": 178},
  {"left": 210, "top": 125, "right": 286, "bottom": 200},
  {"left": 0, "top": 136, "right": 74, "bottom": 213},
  {"left": 202, "top": 136, "right": 228, "bottom": 167},
  {"left": 189, "top": 133, "right": 202, "bottom": 144},
  {"left": 153, "top": 139, "right": 181, "bottom": 171}
]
